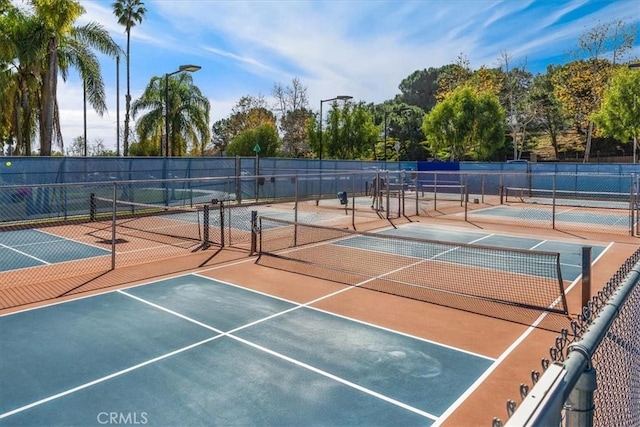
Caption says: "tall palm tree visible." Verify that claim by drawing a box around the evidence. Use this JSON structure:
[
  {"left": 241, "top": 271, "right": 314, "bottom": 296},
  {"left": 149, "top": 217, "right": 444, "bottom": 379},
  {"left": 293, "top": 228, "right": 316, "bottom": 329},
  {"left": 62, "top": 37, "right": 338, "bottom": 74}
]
[
  {"left": 0, "top": 5, "right": 45, "bottom": 155},
  {"left": 132, "top": 73, "right": 210, "bottom": 156},
  {"left": 112, "top": 0, "right": 146, "bottom": 157},
  {"left": 32, "top": 0, "right": 120, "bottom": 155}
]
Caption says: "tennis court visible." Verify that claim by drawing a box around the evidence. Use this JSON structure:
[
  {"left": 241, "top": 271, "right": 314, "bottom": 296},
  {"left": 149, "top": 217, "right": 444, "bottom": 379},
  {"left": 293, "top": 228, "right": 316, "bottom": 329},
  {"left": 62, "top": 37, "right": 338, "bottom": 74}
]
[
  {"left": 0, "top": 229, "right": 110, "bottom": 272},
  {"left": 0, "top": 221, "right": 613, "bottom": 426},
  {"left": 1, "top": 273, "right": 492, "bottom": 426},
  {"left": 468, "top": 204, "right": 632, "bottom": 227}
]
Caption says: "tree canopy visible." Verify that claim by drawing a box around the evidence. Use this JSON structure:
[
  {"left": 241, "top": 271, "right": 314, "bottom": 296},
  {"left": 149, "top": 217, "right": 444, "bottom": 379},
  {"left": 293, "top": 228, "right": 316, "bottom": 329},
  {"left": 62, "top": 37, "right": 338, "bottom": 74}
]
[
  {"left": 592, "top": 67, "right": 640, "bottom": 149},
  {"left": 226, "top": 124, "right": 280, "bottom": 157},
  {"left": 422, "top": 87, "right": 505, "bottom": 160}
]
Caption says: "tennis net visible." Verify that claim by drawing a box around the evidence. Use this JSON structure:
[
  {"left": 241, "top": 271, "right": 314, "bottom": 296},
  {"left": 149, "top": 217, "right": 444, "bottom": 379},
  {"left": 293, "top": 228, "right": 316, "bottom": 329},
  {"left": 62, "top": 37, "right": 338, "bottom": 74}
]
[
  {"left": 256, "top": 217, "right": 569, "bottom": 320},
  {"left": 503, "top": 187, "right": 634, "bottom": 209},
  {"left": 90, "top": 195, "right": 209, "bottom": 249}
]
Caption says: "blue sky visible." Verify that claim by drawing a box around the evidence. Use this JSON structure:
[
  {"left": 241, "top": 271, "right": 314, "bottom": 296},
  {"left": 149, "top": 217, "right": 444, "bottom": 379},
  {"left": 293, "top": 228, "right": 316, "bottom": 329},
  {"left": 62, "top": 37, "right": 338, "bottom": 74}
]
[{"left": 55, "top": 0, "right": 640, "bottom": 151}]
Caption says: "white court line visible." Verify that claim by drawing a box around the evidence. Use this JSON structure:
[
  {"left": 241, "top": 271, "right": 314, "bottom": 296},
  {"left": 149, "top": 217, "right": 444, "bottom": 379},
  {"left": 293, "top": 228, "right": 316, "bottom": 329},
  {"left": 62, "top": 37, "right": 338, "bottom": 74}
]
[
  {"left": 529, "top": 239, "right": 547, "bottom": 250},
  {"left": 0, "top": 243, "right": 50, "bottom": 265},
  {"left": 467, "top": 233, "right": 495, "bottom": 244},
  {"left": 0, "top": 336, "right": 221, "bottom": 420},
  {"left": 36, "top": 229, "right": 111, "bottom": 253}
]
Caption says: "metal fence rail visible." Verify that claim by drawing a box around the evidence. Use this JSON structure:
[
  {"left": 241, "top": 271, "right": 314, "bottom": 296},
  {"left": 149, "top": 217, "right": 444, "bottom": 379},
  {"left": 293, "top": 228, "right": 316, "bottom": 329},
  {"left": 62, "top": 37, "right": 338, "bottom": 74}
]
[{"left": 495, "top": 247, "right": 640, "bottom": 426}]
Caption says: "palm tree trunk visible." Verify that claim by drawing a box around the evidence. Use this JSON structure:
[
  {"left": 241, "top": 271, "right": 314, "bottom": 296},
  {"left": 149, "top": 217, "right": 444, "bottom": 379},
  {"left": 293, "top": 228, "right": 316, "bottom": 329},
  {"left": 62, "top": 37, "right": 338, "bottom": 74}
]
[
  {"left": 123, "top": 30, "right": 131, "bottom": 156},
  {"left": 40, "top": 37, "right": 58, "bottom": 156}
]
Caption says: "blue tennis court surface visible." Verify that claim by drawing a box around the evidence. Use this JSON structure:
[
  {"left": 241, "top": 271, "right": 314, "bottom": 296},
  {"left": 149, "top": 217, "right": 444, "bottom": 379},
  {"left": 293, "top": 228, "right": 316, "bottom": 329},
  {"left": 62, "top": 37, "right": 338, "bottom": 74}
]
[
  {"left": 0, "top": 229, "right": 109, "bottom": 272},
  {"left": 0, "top": 274, "right": 494, "bottom": 426},
  {"left": 469, "top": 205, "right": 630, "bottom": 227},
  {"left": 354, "top": 224, "right": 606, "bottom": 283}
]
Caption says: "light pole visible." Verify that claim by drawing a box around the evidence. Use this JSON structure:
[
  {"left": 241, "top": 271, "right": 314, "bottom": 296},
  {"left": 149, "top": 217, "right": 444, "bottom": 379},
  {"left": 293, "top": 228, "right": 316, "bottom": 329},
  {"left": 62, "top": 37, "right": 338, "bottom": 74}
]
[
  {"left": 164, "top": 64, "right": 201, "bottom": 157},
  {"left": 116, "top": 55, "right": 120, "bottom": 156},
  {"left": 383, "top": 107, "right": 411, "bottom": 167},
  {"left": 317, "top": 95, "right": 352, "bottom": 204}
]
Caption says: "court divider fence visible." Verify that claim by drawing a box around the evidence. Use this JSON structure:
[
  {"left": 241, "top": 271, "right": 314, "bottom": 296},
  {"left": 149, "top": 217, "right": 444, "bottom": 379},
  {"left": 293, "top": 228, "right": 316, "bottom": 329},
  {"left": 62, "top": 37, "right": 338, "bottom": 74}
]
[
  {"left": 0, "top": 169, "right": 637, "bottom": 301},
  {"left": 493, "top": 247, "right": 640, "bottom": 426}
]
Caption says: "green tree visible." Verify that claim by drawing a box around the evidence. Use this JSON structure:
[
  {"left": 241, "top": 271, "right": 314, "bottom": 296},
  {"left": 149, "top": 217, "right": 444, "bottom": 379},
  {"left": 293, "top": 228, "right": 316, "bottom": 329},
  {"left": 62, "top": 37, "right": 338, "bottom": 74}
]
[
  {"left": 8, "top": 0, "right": 120, "bottom": 156},
  {"left": 0, "top": 6, "right": 40, "bottom": 155},
  {"left": 112, "top": 0, "right": 146, "bottom": 156},
  {"left": 227, "top": 95, "right": 274, "bottom": 136},
  {"left": 551, "top": 59, "right": 612, "bottom": 159},
  {"left": 592, "top": 67, "right": 640, "bottom": 154},
  {"left": 422, "top": 87, "right": 505, "bottom": 160},
  {"left": 497, "top": 52, "right": 533, "bottom": 159},
  {"left": 528, "top": 68, "right": 569, "bottom": 159},
  {"left": 210, "top": 118, "right": 232, "bottom": 155},
  {"left": 435, "top": 53, "right": 473, "bottom": 101},
  {"left": 324, "top": 102, "right": 378, "bottom": 160},
  {"left": 132, "top": 72, "right": 210, "bottom": 157},
  {"left": 395, "top": 68, "right": 440, "bottom": 112},
  {"left": 280, "top": 108, "right": 313, "bottom": 157},
  {"left": 571, "top": 19, "right": 637, "bottom": 161},
  {"left": 272, "top": 78, "right": 311, "bottom": 157},
  {"left": 371, "top": 102, "right": 426, "bottom": 161},
  {"left": 226, "top": 124, "right": 280, "bottom": 157}
]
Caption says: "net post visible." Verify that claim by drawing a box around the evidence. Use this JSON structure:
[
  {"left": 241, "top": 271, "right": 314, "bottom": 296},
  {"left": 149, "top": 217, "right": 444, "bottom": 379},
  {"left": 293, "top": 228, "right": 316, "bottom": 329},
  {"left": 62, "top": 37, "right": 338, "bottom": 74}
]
[
  {"left": 203, "top": 204, "right": 210, "bottom": 246},
  {"left": 582, "top": 246, "right": 592, "bottom": 308},
  {"left": 220, "top": 199, "right": 225, "bottom": 247},
  {"left": 464, "top": 181, "right": 469, "bottom": 221},
  {"left": 385, "top": 170, "right": 390, "bottom": 219},
  {"left": 294, "top": 175, "right": 299, "bottom": 224},
  {"left": 90, "top": 193, "right": 96, "bottom": 221},
  {"left": 351, "top": 173, "right": 356, "bottom": 229},
  {"left": 400, "top": 170, "right": 406, "bottom": 218},
  {"left": 235, "top": 156, "right": 242, "bottom": 204},
  {"left": 111, "top": 184, "right": 116, "bottom": 270},
  {"left": 434, "top": 173, "right": 438, "bottom": 211},
  {"left": 258, "top": 216, "right": 263, "bottom": 255},
  {"left": 499, "top": 173, "right": 504, "bottom": 204},
  {"left": 552, "top": 173, "right": 557, "bottom": 229},
  {"left": 250, "top": 210, "right": 258, "bottom": 255},
  {"left": 415, "top": 172, "right": 419, "bottom": 216}
]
